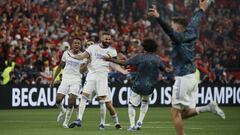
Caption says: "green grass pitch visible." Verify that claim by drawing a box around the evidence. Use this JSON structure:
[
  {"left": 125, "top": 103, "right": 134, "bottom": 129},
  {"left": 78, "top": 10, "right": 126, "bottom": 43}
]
[{"left": 0, "top": 107, "right": 240, "bottom": 135}]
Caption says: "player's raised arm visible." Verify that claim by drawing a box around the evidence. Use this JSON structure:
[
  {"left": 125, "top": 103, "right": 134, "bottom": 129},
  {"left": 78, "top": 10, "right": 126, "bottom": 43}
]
[
  {"left": 148, "top": 0, "right": 209, "bottom": 43},
  {"left": 148, "top": 5, "right": 177, "bottom": 42},
  {"left": 179, "top": 0, "right": 209, "bottom": 42}
]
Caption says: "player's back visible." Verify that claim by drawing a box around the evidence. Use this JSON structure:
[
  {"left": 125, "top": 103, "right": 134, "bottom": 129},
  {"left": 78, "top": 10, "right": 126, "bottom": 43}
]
[{"left": 129, "top": 53, "right": 161, "bottom": 95}]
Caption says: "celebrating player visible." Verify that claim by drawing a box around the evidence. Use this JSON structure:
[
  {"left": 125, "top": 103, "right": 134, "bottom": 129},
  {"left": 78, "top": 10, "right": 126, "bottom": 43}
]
[
  {"left": 148, "top": 0, "right": 225, "bottom": 135},
  {"left": 50, "top": 37, "right": 86, "bottom": 128},
  {"left": 67, "top": 31, "right": 122, "bottom": 130},
  {"left": 69, "top": 50, "right": 126, "bottom": 130},
  {"left": 105, "top": 38, "right": 170, "bottom": 131}
]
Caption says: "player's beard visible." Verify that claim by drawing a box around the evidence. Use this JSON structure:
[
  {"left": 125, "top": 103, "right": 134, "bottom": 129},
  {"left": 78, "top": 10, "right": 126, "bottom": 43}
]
[{"left": 102, "top": 42, "right": 110, "bottom": 48}]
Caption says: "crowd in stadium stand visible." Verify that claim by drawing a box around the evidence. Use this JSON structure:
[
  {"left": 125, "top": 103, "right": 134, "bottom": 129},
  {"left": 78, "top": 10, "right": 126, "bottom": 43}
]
[{"left": 0, "top": 0, "right": 239, "bottom": 85}]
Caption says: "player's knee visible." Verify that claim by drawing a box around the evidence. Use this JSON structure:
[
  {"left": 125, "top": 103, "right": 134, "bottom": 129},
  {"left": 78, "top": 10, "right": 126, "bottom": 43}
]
[
  {"left": 142, "top": 100, "right": 149, "bottom": 104},
  {"left": 181, "top": 109, "right": 191, "bottom": 119},
  {"left": 128, "top": 101, "right": 137, "bottom": 108},
  {"left": 56, "top": 100, "right": 61, "bottom": 105},
  {"left": 98, "top": 96, "right": 106, "bottom": 101},
  {"left": 56, "top": 94, "right": 64, "bottom": 104},
  {"left": 106, "top": 102, "right": 112, "bottom": 109},
  {"left": 171, "top": 107, "right": 182, "bottom": 118},
  {"left": 82, "top": 92, "right": 90, "bottom": 98},
  {"left": 68, "top": 100, "right": 75, "bottom": 107},
  {"left": 56, "top": 97, "right": 63, "bottom": 104},
  {"left": 106, "top": 102, "right": 116, "bottom": 115},
  {"left": 68, "top": 98, "right": 76, "bottom": 107},
  {"left": 81, "top": 94, "right": 89, "bottom": 101},
  {"left": 99, "top": 99, "right": 106, "bottom": 104}
]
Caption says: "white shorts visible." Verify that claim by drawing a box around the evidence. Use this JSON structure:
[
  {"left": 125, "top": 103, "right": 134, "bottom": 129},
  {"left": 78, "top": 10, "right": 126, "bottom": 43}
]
[
  {"left": 57, "top": 79, "right": 81, "bottom": 96},
  {"left": 89, "top": 88, "right": 112, "bottom": 102},
  {"left": 83, "top": 72, "right": 108, "bottom": 97},
  {"left": 172, "top": 72, "right": 198, "bottom": 110},
  {"left": 129, "top": 91, "right": 152, "bottom": 107}
]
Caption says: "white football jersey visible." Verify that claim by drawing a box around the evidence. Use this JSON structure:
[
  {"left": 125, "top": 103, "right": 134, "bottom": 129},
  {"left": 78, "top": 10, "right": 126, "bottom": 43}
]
[
  {"left": 86, "top": 43, "right": 117, "bottom": 73},
  {"left": 61, "top": 50, "right": 86, "bottom": 80}
]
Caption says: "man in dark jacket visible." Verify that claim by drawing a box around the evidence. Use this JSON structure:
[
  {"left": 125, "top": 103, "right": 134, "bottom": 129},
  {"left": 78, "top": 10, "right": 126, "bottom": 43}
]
[{"left": 148, "top": 0, "right": 225, "bottom": 135}]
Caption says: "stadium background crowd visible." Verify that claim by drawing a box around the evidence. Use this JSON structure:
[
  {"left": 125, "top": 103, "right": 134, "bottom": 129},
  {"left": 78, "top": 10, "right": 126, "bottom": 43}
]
[{"left": 0, "top": 0, "right": 239, "bottom": 85}]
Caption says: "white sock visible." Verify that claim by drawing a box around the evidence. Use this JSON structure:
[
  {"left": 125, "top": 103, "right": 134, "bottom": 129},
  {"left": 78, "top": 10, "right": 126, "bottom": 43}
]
[
  {"left": 99, "top": 100, "right": 106, "bottom": 125},
  {"left": 111, "top": 114, "right": 119, "bottom": 124},
  {"left": 128, "top": 104, "right": 136, "bottom": 128},
  {"left": 196, "top": 105, "right": 210, "bottom": 114},
  {"left": 78, "top": 95, "right": 88, "bottom": 120},
  {"left": 138, "top": 101, "right": 149, "bottom": 124},
  {"left": 56, "top": 102, "right": 66, "bottom": 113},
  {"left": 63, "top": 107, "right": 74, "bottom": 125}
]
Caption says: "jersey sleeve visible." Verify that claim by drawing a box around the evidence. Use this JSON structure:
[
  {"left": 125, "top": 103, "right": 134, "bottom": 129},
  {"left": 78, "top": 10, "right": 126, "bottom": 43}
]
[
  {"left": 111, "top": 48, "right": 117, "bottom": 58},
  {"left": 155, "top": 55, "right": 166, "bottom": 71},
  {"left": 85, "top": 45, "right": 94, "bottom": 56},
  {"left": 158, "top": 60, "right": 166, "bottom": 71},
  {"left": 156, "top": 9, "right": 204, "bottom": 44},
  {"left": 61, "top": 51, "right": 67, "bottom": 62},
  {"left": 126, "top": 54, "right": 141, "bottom": 66}
]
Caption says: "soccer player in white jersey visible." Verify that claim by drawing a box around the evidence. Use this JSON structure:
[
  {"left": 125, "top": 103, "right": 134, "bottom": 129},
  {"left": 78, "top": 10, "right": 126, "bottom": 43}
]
[
  {"left": 71, "top": 60, "right": 126, "bottom": 129},
  {"left": 50, "top": 37, "right": 86, "bottom": 128},
  {"left": 69, "top": 40, "right": 126, "bottom": 129},
  {"left": 67, "top": 31, "right": 120, "bottom": 130}
]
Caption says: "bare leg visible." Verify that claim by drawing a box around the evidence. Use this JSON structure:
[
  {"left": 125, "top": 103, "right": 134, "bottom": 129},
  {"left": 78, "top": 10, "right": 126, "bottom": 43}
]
[
  {"left": 106, "top": 101, "right": 121, "bottom": 129},
  {"left": 56, "top": 93, "right": 65, "bottom": 112},
  {"left": 181, "top": 109, "right": 198, "bottom": 119},
  {"left": 106, "top": 101, "right": 116, "bottom": 115},
  {"left": 171, "top": 107, "right": 184, "bottom": 135}
]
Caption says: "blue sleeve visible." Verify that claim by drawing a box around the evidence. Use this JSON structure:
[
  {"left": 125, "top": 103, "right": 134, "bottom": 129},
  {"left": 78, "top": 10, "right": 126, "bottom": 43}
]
[
  {"left": 159, "top": 60, "right": 166, "bottom": 71},
  {"left": 156, "top": 9, "right": 204, "bottom": 43},
  {"left": 126, "top": 54, "right": 141, "bottom": 66}
]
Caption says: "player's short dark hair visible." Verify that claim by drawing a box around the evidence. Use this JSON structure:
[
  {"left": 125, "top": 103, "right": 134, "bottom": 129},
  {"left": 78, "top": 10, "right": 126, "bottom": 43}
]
[
  {"left": 72, "top": 37, "right": 81, "bottom": 41},
  {"left": 70, "top": 37, "right": 81, "bottom": 45},
  {"left": 141, "top": 38, "right": 158, "bottom": 53},
  {"left": 101, "top": 31, "right": 111, "bottom": 36},
  {"left": 172, "top": 17, "right": 188, "bottom": 28}
]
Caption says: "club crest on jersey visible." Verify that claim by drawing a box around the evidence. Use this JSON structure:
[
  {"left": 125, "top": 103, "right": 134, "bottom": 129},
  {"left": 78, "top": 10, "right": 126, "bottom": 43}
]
[
  {"left": 95, "top": 51, "right": 110, "bottom": 59},
  {"left": 66, "top": 60, "right": 80, "bottom": 67}
]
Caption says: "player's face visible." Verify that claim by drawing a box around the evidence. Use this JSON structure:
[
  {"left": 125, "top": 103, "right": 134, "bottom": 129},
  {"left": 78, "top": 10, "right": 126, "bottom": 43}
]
[
  {"left": 101, "top": 35, "right": 111, "bottom": 48},
  {"left": 72, "top": 39, "right": 81, "bottom": 51},
  {"left": 171, "top": 22, "right": 178, "bottom": 31},
  {"left": 171, "top": 21, "right": 184, "bottom": 32}
]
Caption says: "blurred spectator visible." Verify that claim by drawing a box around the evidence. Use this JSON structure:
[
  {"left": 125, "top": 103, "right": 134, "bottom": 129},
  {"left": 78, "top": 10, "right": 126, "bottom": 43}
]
[
  {"left": 0, "top": 0, "right": 239, "bottom": 85},
  {"left": 39, "top": 60, "right": 52, "bottom": 84}
]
